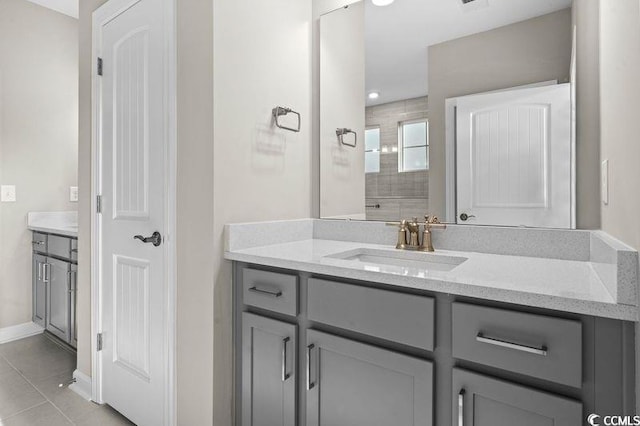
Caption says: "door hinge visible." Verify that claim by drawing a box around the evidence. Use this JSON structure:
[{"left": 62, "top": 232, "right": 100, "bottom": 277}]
[
  {"left": 97, "top": 333, "right": 103, "bottom": 351},
  {"left": 96, "top": 195, "right": 102, "bottom": 214},
  {"left": 97, "top": 57, "right": 103, "bottom": 76}
]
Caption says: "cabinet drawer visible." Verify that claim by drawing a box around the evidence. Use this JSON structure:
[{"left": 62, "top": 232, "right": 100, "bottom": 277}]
[
  {"left": 242, "top": 269, "right": 298, "bottom": 316},
  {"left": 452, "top": 303, "right": 582, "bottom": 388},
  {"left": 32, "top": 233, "right": 48, "bottom": 254},
  {"left": 48, "top": 235, "right": 73, "bottom": 260},
  {"left": 308, "top": 278, "right": 434, "bottom": 351}
]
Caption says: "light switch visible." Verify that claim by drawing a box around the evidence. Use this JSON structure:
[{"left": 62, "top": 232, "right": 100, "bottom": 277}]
[
  {"left": 70, "top": 186, "right": 79, "bottom": 202},
  {"left": 1, "top": 185, "right": 16, "bottom": 202},
  {"left": 601, "top": 159, "right": 609, "bottom": 205}
]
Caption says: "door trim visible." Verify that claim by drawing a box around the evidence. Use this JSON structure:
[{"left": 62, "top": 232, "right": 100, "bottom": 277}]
[{"left": 91, "top": 0, "right": 177, "bottom": 424}]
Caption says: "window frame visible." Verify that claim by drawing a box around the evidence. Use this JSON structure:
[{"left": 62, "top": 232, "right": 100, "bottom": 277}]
[{"left": 397, "top": 118, "right": 429, "bottom": 173}]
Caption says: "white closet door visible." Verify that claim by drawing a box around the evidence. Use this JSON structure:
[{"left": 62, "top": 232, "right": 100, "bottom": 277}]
[{"left": 456, "top": 83, "right": 572, "bottom": 228}]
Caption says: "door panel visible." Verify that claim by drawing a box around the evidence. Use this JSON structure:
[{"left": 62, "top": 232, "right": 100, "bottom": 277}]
[
  {"left": 32, "top": 254, "right": 47, "bottom": 327},
  {"left": 97, "top": 0, "right": 167, "bottom": 423},
  {"left": 456, "top": 84, "right": 572, "bottom": 228},
  {"left": 46, "top": 258, "right": 71, "bottom": 342},
  {"left": 452, "top": 369, "right": 582, "bottom": 426},
  {"left": 306, "top": 330, "right": 433, "bottom": 426},
  {"left": 242, "top": 313, "right": 297, "bottom": 426}
]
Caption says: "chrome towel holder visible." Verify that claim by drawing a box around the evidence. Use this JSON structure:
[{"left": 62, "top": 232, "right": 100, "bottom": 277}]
[
  {"left": 272, "top": 106, "right": 301, "bottom": 132},
  {"left": 336, "top": 128, "right": 357, "bottom": 147}
]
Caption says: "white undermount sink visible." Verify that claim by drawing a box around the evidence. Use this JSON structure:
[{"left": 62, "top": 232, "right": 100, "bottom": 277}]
[{"left": 326, "top": 248, "right": 468, "bottom": 272}]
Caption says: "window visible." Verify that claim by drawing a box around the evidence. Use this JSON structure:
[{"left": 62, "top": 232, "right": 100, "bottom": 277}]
[
  {"left": 364, "top": 127, "right": 381, "bottom": 173},
  {"left": 398, "top": 119, "right": 428, "bottom": 172}
]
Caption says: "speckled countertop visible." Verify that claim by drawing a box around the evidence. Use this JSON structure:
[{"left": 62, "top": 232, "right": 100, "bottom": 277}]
[
  {"left": 27, "top": 211, "right": 78, "bottom": 238},
  {"left": 224, "top": 219, "right": 639, "bottom": 321}
]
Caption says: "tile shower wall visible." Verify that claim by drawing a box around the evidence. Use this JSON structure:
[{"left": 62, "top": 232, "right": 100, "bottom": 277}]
[{"left": 365, "top": 96, "right": 429, "bottom": 221}]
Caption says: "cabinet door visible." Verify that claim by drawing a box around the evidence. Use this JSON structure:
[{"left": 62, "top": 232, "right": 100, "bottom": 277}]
[
  {"left": 306, "top": 330, "right": 433, "bottom": 426},
  {"left": 242, "top": 313, "right": 297, "bottom": 426},
  {"left": 32, "top": 254, "right": 47, "bottom": 327},
  {"left": 45, "top": 258, "right": 71, "bottom": 342},
  {"left": 70, "top": 263, "right": 78, "bottom": 348},
  {"left": 452, "top": 369, "right": 582, "bottom": 426}
]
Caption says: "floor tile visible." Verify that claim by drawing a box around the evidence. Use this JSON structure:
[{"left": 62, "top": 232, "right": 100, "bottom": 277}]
[
  {"left": 0, "top": 368, "right": 46, "bottom": 420},
  {"left": 0, "top": 335, "right": 63, "bottom": 362},
  {"left": 74, "top": 404, "right": 136, "bottom": 426},
  {"left": 1, "top": 402, "right": 72, "bottom": 426},
  {"left": 7, "top": 344, "right": 76, "bottom": 382},
  {"left": 32, "top": 370, "right": 102, "bottom": 422}
]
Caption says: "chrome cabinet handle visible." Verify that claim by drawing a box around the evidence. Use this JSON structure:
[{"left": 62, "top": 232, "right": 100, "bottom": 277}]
[
  {"left": 32, "top": 240, "right": 45, "bottom": 246},
  {"left": 282, "top": 337, "right": 291, "bottom": 382},
  {"left": 307, "top": 344, "right": 316, "bottom": 390},
  {"left": 458, "top": 389, "right": 465, "bottom": 426},
  {"left": 248, "top": 286, "right": 282, "bottom": 298},
  {"left": 68, "top": 270, "right": 77, "bottom": 293},
  {"left": 37, "top": 262, "right": 42, "bottom": 281},
  {"left": 43, "top": 263, "right": 50, "bottom": 283},
  {"left": 476, "top": 333, "right": 548, "bottom": 356},
  {"left": 133, "top": 231, "right": 162, "bottom": 247}
]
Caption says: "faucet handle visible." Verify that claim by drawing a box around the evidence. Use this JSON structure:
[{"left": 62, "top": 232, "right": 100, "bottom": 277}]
[{"left": 424, "top": 215, "right": 446, "bottom": 229}]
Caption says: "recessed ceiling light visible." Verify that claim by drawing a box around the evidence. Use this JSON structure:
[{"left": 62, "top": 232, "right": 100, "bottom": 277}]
[
  {"left": 372, "top": 0, "right": 394, "bottom": 6},
  {"left": 368, "top": 92, "right": 380, "bottom": 99}
]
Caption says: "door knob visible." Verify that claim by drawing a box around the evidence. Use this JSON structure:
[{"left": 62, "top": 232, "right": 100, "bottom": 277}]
[
  {"left": 133, "top": 231, "right": 162, "bottom": 247},
  {"left": 459, "top": 213, "right": 476, "bottom": 222}
]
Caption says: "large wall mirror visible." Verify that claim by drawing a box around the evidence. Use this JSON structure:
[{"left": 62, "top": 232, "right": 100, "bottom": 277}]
[{"left": 319, "top": 0, "right": 599, "bottom": 229}]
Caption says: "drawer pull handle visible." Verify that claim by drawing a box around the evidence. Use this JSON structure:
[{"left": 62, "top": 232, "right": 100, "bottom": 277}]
[
  {"left": 248, "top": 286, "right": 282, "bottom": 298},
  {"left": 307, "top": 344, "right": 316, "bottom": 390},
  {"left": 282, "top": 337, "right": 291, "bottom": 382},
  {"left": 32, "top": 241, "right": 45, "bottom": 246},
  {"left": 458, "top": 389, "right": 465, "bottom": 426},
  {"left": 476, "top": 333, "right": 548, "bottom": 356}
]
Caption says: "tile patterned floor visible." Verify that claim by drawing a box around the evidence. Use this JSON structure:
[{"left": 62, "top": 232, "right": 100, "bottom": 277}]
[{"left": 0, "top": 333, "right": 134, "bottom": 425}]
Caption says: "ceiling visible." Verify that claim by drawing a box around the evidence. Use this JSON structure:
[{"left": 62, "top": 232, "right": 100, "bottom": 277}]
[
  {"left": 364, "top": 0, "right": 572, "bottom": 106},
  {"left": 25, "top": 0, "right": 78, "bottom": 18}
]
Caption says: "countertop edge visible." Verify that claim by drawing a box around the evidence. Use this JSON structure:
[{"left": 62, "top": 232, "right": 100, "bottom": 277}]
[
  {"left": 28, "top": 225, "right": 78, "bottom": 238},
  {"left": 225, "top": 251, "right": 638, "bottom": 322}
]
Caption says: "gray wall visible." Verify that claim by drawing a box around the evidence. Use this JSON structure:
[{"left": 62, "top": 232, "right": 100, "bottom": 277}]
[
  {"left": 427, "top": 9, "right": 574, "bottom": 221},
  {"left": 596, "top": 0, "right": 640, "bottom": 412},
  {"left": 572, "top": 0, "right": 601, "bottom": 229},
  {"left": 0, "top": 0, "right": 78, "bottom": 329},
  {"left": 365, "top": 96, "right": 429, "bottom": 221}
]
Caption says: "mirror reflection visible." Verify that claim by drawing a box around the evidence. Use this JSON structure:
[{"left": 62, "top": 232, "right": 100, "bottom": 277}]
[{"left": 320, "top": 0, "right": 578, "bottom": 228}]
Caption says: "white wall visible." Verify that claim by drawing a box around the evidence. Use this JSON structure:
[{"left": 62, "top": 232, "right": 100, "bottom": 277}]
[
  {"left": 597, "top": 0, "right": 640, "bottom": 413},
  {"left": 320, "top": 2, "right": 366, "bottom": 219},
  {"left": 0, "top": 0, "right": 78, "bottom": 329},
  {"left": 212, "top": 0, "right": 313, "bottom": 423}
]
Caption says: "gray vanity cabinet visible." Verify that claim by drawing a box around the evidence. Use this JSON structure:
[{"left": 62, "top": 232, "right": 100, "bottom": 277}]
[
  {"left": 306, "top": 329, "right": 433, "bottom": 426},
  {"left": 46, "top": 257, "right": 71, "bottom": 342},
  {"left": 31, "top": 231, "right": 77, "bottom": 348},
  {"left": 242, "top": 313, "right": 297, "bottom": 426},
  {"left": 452, "top": 369, "right": 582, "bottom": 426},
  {"left": 32, "top": 254, "right": 47, "bottom": 327}
]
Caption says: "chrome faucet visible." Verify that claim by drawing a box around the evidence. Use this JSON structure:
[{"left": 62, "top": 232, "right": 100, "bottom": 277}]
[{"left": 387, "top": 214, "right": 447, "bottom": 252}]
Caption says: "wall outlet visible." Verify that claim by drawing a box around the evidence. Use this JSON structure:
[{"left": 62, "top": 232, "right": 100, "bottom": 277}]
[
  {"left": 1, "top": 185, "right": 16, "bottom": 202},
  {"left": 70, "top": 186, "right": 79, "bottom": 202},
  {"left": 601, "top": 159, "right": 609, "bottom": 205}
]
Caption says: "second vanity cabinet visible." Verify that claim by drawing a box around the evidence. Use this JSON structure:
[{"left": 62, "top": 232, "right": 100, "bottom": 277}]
[
  {"left": 234, "top": 263, "right": 635, "bottom": 426},
  {"left": 32, "top": 231, "right": 78, "bottom": 348}
]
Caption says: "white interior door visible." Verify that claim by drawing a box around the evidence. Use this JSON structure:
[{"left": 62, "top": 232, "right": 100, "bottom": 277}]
[
  {"left": 95, "top": 0, "right": 168, "bottom": 424},
  {"left": 456, "top": 84, "right": 572, "bottom": 228}
]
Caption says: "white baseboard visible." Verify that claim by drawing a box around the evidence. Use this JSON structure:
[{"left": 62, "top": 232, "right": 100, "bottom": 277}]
[
  {"left": 0, "top": 322, "right": 44, "bottom": 345},
  {"left": 69, "top": 369, "right": 93, "bottom": 401}
]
